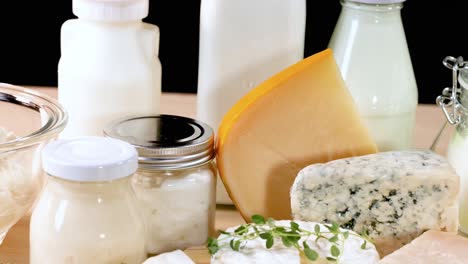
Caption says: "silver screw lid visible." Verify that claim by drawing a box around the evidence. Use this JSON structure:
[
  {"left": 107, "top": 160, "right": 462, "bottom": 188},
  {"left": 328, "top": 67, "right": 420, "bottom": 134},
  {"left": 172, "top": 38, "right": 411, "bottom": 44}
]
[{"left": 103, "top": 115, "right": 215, "bottom": 170}]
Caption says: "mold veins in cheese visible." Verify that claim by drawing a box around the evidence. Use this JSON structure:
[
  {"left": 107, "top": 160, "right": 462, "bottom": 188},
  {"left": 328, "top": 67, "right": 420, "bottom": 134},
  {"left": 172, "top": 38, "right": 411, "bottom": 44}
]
[
  {"left": 290, "top": 150, "right": 460, "bottom": 257},
  {"left": 216, "top": 48, "right": 377, "bottom": 221}
]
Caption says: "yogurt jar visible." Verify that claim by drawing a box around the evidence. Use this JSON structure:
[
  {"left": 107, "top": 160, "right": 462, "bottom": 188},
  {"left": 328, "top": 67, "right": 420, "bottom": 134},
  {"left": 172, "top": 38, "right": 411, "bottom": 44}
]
[
  {"left": 104, "top": 115, "right": 217, "bottom": 255},
  {"left": 30, "top": 136, "right": 146, "bottom": 264}
]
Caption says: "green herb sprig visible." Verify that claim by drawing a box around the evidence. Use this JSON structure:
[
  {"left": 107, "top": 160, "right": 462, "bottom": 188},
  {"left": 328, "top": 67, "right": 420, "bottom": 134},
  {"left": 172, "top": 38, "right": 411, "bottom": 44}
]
[{"left": 207, "top": 215, "right": 373, "bottom": 262}]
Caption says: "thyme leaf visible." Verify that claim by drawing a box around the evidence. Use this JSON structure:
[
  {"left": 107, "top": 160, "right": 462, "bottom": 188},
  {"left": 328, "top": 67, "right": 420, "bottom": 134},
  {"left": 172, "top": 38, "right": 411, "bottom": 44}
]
[{"left": 206, "top": 215, "right": 375, "bottom": 262}]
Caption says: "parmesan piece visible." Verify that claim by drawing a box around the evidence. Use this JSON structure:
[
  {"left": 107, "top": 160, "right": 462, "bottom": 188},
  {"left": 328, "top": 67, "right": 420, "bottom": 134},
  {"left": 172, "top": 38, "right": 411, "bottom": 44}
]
[
  {"left": 291, "top": 150, "right": 460, "bottom": 256},
  {"left": 216, "top": 48, "right": 377, "bottom": 221},
  {"left": 379, "top": 230, "right": 468, "bottom": 264}
]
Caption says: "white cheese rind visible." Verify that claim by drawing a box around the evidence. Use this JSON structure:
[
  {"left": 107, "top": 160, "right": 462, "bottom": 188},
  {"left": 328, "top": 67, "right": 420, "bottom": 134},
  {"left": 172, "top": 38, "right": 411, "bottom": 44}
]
[
  {"left": 211, "top": 220, "right": 380, "bottom": 264},
  {"left": 290, "top": 150, "right": 460, "bottom": 257}
]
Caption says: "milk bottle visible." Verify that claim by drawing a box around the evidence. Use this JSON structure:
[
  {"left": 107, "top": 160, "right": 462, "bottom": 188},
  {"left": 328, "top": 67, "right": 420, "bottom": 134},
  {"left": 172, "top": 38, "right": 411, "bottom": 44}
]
[{"left": 58, "top": 0, "right": 161, "bottom": 138}]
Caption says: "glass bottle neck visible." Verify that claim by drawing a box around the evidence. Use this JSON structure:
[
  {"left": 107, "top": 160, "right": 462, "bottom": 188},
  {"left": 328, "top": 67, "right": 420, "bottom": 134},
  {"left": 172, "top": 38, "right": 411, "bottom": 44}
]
[
  {"left": 341, "top": 0, "right": 403, "bottom": 13},
  {"left": 337, "top": 0, "right": 404, "bottom": 27}
]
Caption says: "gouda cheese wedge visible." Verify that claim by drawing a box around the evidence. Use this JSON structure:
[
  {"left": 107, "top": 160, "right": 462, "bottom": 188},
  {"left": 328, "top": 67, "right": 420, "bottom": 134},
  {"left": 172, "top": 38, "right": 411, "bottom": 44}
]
[{"left": 216, "top": 48, "right": 377, "bottom": 220}]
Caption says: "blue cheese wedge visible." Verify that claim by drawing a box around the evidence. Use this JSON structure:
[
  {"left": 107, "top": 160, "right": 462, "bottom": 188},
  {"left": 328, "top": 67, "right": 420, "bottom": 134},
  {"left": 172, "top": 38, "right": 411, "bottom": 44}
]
[
  {"left": 211, "top": 220, "right": 380, "bottom": 264},
  {"left": 290, "top": 150, "right": 460, "bottom": 257}
]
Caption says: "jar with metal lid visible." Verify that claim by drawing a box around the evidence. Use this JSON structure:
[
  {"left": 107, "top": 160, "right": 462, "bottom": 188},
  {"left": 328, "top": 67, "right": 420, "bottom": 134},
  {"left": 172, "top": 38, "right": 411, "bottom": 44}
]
[
  {"left": 30, "top": 136, "right": 146, "bottom": 264},
  {"left": 436, "top": 56, "right": 468, "bottom": 235},
  {"left": 104, "top": 114, "right": 217, "bottom": 255}
]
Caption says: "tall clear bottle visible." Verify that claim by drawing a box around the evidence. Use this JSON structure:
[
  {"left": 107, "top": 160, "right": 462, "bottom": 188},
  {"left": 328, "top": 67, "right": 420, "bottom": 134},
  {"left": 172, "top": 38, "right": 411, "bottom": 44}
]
[
  {"left": 58, "top": 0, "right": 161, "bottom": 138},
  {"left": 197, "top": 0, "right": 306, "bottom": 204},
  {"left": 328, "top": 0, "right": 418, "bottom": 151}
]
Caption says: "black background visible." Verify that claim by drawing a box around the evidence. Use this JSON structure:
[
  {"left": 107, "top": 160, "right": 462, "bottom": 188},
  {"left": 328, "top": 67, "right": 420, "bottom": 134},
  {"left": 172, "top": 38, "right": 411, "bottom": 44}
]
[{"left": 0, "top": 1, "right": 466, "bottom": 104}]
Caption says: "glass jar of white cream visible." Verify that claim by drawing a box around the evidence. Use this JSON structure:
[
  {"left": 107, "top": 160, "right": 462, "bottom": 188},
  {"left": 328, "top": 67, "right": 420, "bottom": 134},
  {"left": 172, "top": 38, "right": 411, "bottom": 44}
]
[
  {"left": 30, "top": 136, "right": 146, "bottom": 264},
  {"left": 104, "top": 115, "right": 217, "bottom": 255},
  {"left": 437, "top": 56, "right": 468, "bottom": 235}
]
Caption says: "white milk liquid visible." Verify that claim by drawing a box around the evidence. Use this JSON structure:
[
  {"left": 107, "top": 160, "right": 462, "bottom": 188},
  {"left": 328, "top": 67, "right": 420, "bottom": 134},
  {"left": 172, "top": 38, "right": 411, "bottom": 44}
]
[
  {"left": 58, "top": 20, "right": 161, "bottom": 138},
  {"left": 328, "top": 2, "right": 418, "bottom": 151},
  {"left": 197, "top": 0, "right": 306, "bottom": 203},
  {"left": 363, "top": 112, "right": 415, "bottom": 151}
]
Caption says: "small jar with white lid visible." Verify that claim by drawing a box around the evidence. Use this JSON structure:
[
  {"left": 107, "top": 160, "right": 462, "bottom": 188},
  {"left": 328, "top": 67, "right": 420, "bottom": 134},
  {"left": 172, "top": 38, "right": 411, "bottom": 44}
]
[
  {"left": 30, "top": 136, "right": 146, "bottom": 264},
  {"left": 104, "top": 115, "right": 217, "bottom": 255}
]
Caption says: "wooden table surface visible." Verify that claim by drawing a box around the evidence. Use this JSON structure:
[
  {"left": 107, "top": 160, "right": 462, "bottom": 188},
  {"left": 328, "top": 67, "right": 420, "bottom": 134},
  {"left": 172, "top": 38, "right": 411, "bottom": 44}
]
[{"left": 0, "top": 87, "right": 455, "bottom": 263}]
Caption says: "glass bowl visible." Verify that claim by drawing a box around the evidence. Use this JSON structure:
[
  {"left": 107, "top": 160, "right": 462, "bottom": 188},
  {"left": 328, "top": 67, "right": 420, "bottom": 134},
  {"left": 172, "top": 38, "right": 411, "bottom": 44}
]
[{"left": 0, "top": 83, "right": 67, "bottom": 244}]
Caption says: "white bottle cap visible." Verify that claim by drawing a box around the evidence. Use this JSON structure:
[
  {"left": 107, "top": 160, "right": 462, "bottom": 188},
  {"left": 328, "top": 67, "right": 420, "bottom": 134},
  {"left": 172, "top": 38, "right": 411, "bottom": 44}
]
[
  {"left": 350, "top": 0, "right": 405, "bottom": 4},
  {"left": 42, "top": 136, "right": 138, "bottom": 182},
  {"left": 72, "top": 0, "right": 149, "bottom": 21}
]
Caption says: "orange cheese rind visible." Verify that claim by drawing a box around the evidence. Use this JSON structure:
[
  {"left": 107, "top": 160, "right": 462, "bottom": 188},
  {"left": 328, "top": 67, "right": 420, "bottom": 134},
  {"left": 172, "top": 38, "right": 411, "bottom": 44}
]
[{"left": 216, "top": 49, "right": 333, "bottom": 150}]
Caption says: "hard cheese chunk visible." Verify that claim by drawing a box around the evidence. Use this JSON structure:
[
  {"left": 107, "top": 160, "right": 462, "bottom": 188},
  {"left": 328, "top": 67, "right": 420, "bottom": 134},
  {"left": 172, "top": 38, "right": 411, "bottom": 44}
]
[
  {"left": 216, "top": 48, "right": 377, "bottom": 221},
  {"left": 211, "top": 220, "right": 380, "bottom": 264},
  {"left": 379, "top": 230, "right": 468, "bottom": 264},
  {"left": 291, "top": 150, "right": 460, "bottom": 257}
]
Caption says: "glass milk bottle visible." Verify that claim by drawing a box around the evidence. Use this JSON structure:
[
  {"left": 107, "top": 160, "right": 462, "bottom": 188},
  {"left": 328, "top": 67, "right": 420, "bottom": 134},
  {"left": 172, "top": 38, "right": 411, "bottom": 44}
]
[
  {"left": 30, "top": 137, "right": 146, "bottom": 264},
  {"left": 197, "top": 0, "right": 306, "bottom": 204},
  {"left": 328, "top": 0, "right": 418, "bottom": 151},
  {"left": 437, "top": 56, "right": 468, "bottom": 234},
  {"left": 58, "top": 0, "right": 161, "bottom": 138}
]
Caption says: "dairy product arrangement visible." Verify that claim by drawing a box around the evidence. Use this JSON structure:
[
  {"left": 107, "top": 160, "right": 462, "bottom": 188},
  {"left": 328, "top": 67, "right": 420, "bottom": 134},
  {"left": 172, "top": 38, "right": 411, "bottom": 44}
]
[
  {"left": 2, "top": 0, "right": 468, "bottom": 263},
  {"left": 3, "top": 48, "right": 467, "bottom": 263}
]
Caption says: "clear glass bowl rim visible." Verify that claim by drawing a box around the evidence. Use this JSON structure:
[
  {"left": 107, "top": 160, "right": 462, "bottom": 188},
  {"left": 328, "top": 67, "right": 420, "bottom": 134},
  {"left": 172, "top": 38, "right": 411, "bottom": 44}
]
[{"left": 0, "top": 83, "right": 68, "bottom": 151}]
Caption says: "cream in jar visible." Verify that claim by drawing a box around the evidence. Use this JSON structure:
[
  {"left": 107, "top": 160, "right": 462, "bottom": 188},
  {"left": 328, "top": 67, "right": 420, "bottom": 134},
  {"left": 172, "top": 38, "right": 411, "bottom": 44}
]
[
  {"left": 30, "top": 136, "right": 146, "bottom": 264},
  {"left": 104, "top": 115, "right": 217, "bottom": 255},
  {"left": 437, "top": 57, "right": 468, "bottom": 234}
]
